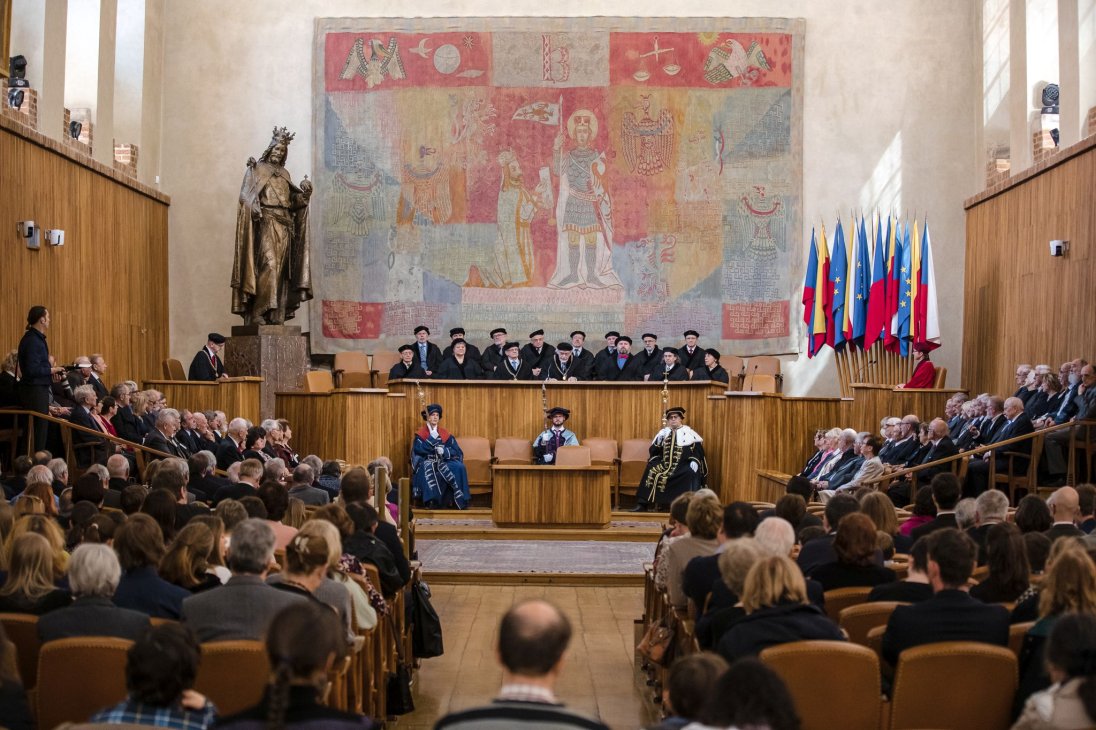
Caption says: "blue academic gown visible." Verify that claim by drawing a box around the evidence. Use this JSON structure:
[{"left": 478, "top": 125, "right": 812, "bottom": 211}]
[
  {"left": 411, "top": 426, "right": 470, "bottom": 509},
  {"left": 532, "top": 427, "right": 579, "bottom": 464}
]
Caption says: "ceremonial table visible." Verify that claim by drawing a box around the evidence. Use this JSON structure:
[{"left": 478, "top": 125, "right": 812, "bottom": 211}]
[{"left": 491, "top": 465, "right": 612, "bottom": 528}]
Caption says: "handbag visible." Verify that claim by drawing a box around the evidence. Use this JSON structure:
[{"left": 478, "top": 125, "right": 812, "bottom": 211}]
[
  {"left": 411, "top": 580, "right": 445, "bottom": 659},
  {"left": 637, "top": 618, "right": 676, "bottom": 667},
  {"left": 385, "top": 619, "right": 415, "bottom": 715}
]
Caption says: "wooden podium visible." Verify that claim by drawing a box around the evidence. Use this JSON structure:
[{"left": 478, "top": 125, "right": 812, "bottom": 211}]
[{"left": 491, "top": 465, "right": 612, "bottom": 528}]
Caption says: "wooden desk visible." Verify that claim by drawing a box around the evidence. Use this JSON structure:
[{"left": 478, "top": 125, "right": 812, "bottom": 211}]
[
  {"left": 143, "top": 377, "right": 263, "bottom": 424},
  {"left": 492, "top": 465, "right": 611, "bottom": 529}
]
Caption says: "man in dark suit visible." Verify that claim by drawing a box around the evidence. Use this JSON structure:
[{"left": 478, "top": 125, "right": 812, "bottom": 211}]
[
  {"left": 813, "top": 429, "right": 861, "bottom": 491},
  {"left": 520, "top": 329, "right": 555, "bottom": 379},
  {"left": 945, "top": 395, "right": 968, "bottom": 440},
  {"left": 480, "top": 327, "right": 509, "bottom": 374},
  {"left": 910, "top": 473, "right": 962, "bottom": 540},
  {"left": 175, "top": 410, "right": 203, "bottom": 454},
  {"left": 568, "top": 331, "right": 595, "bottom": 380},
  {"left": 1045, "top": 486, "right": 1086, "bottom": 543},
  {"left": 188, "top": 333, "right": 228, "bottom": 381},
  {"left": 212, "top": 458, "right": 263, "bottom": 505},
  {"left": 545, "top": 343, "right": 587, "bottom": 381},
  {"left": 880, "top": 416, "right": 921, "bottom": 465},
  {"left": 143, "top": 409, "right": 191, "bottom": 460},
  {"left": 109, "top": 383, "right": 142, "bottom": 444},
  {"left": 893, "top": 419, "right": 959, "bottom": 506},
  {"left": 962, "top": 397, "right": 1033, "bottom": 497},
  {"left": 676, "top": 330, "right": 706, "bottom": 376},
  {"left": 966, "top": 489, "right": 1009, "bottom": 564},
  {"left": 87, "top": 354, "right": 110, "bottom": 398},
  {"left": 68, "top": 384, "right": 108, "bottom": 467},
  {"left": 634, "top": 334, "right": 663, "bottom": 380},
  {"left": 389, "top": 344, "right": 428, "bottom": 380},
  {"left": 215, "top": 418, "right": 249, "bottom": 471},
  {"left": 182, "top": 519, "right": 309, "bottom": 641},
  {"left": 67, "top": 357, "right": 95, "bottom": 393},
  {"left": 597, "top": 335, "right": 644, "bottom": 381},
  {"left": 591, "top": 331, "right": 620, "bottom": 380},
  {"left": 1079, "top": 484, "right": 1096, "bottom": 534},
  {"left": 409, "top": 325, "right": 442, "bottom": 377},
  {"left": 440, "top": 327, "right": 482, "bottom": 364},
  {"left": 1042, "top": 362, "right": 1096, "bottom": 479},
  {"left": 796, "top": 494, "right": 862, "bottom": 576},
  {"left": 490, "top": 342, "right": 534, "bottom": 380},
  {"left": 188, "top": 451, "right": 229, "bottom": 502},
  {"left": 882, "top": 528, "right": 1010, "bottom": 668}
]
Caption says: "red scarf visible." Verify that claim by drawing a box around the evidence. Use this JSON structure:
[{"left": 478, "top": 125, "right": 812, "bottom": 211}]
[{"left": 416, "top": 425, "right": 451, "bottom": 442}]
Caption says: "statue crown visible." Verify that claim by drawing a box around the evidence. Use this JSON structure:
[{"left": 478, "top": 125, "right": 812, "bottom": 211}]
[{"left": 271, "top": 126, "right": 296, "bottom": 146}]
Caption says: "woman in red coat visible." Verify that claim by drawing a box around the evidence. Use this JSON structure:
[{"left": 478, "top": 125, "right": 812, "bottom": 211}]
[{"left": 898, "top": 345, "right": 937, "bottom": 389}]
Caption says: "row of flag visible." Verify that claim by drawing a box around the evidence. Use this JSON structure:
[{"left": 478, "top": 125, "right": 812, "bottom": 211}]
[{"left": 802, "top": 213, "right": 940, "bottom": 358}]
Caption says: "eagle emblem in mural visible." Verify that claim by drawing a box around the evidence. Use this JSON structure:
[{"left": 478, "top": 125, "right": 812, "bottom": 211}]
[{"left": 621, "top": 95, "right": 675, "bottom": 176}]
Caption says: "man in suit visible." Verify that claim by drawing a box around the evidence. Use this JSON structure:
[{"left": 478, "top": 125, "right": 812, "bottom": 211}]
[
  {"left": 591, "top": 331, "right": 620, "bottom": 380},
  {"left": 441, "top": 327, "right": 482, "bottom": 364},
  {"left": 389, "top": 344, "right": 428, "bottom": 380},
  {"left": 409, "top": 325, "right": 442, "bottom": 377},
  {"left": 212, "top": 458, "right": 263, "bottom": 505},
  {"left": 568, "top": 331, "right": 595, "bottom": 380},
  {"left": 969, "top": 395, "right": 1007, "bottom": 448},
  {"left": 188, "top": 333, "right": 228, "bottom": 381},
  {"left": 1079, "top": 484, "right": 1096, "bottom": 534},
  {"left": 490, "top": 342, "right": 534, "bottom": 380},
  {"left": 880, "top": 416, "right": 921, "bottom": 466},
  {"left": 143, "top": 409, "right": 191, "bottom": 460},
  {"left": 39, "top": 543, "right": 150, "bottom": 642},
  {"left": 910, "top": 473, "right": 963, "bottom": 540},
  {"left": 87, "top": 354, "right": 110, "bottom": 398},
  {"left": 881, "top": 528, "right": 1010, "bottom": 668},
  {"left": 544, "top": 343, "right": 584, "bottom": 381},
  {"left": 597, "top": 335, "right": 644, "bottom": 381},
  {"left": 480, "top": 327, "right": 509, "bottom": 374},
  {"left": 215, "top": 417, "right": 250, "bottom": 471},
  {"left": 520, "top": 329, "right": 555, "bottom": 379},
  {"left": 1042, "top": 362, "right": 1095, "bottom": 480},
  {"left": 67, "top": 356, "right": 94, "bottom": 392},
  {"left": 1045, "top": 486, "right": 1086, "bottom": 542},
  {"left": 68, "top": 384, "right": 108, "bottom": 467},
  {"left": 966, "top": 489, "right": 1009, "bottom": 564},
  {"left": 175, "top": 410, "right": 202, "bottom": 454},
  {"left": 181, "top": 519, "right": 309, "bottom": 641},
  {"left": 187, "top": 451, "right": 229, "bottom": 502},
  {"left": 812, "top": 429, "right": 862, "bottom": 493},
  {"left": 962, "top": 396, "right": 1033, "bottom": 497},
  {"left": 902, "top": 418, "right": 958, "bottom": 490},
  {"left": 945, "top": 394, "right": 969, "bottom": 440},
  {"left": 104, "top": 454, "right": 133, "bottom": 509},
  {"left": 796, "top": 493, "right": 862, "bottom": 576},
  {"left": 676, "top": 330, "right": 705, "bottom": 376},
  {"left": 287, "top": 463, "right": 330, "bottom": 506},
  {"left": 635, "top": 333, "right": 663, "bottom": 380}
]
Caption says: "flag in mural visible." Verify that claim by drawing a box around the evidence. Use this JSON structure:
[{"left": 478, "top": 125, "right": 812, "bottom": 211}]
[{"left": 312, "top": 18, "right": 804, "bottom": 354}]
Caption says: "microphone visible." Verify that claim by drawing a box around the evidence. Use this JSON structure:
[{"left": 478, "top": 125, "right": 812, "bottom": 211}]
[{"left": 855, "top": 359, "right": 877, "bottom": 382}]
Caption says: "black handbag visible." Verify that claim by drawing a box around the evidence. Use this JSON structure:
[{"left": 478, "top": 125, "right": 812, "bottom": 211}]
[
  {"left": 385, "top": 620, "right": 415, "bottom": 715},
  {"left": 411, "top": 580, "right": 444, "bottom": 659}
]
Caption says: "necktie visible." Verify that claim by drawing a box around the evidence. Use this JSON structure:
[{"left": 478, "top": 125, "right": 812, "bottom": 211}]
[
  {"left": 510, "top": 360, "right": 519, "bottom": 370},
  {"left": 419, "top": 343, "right": 427, "bottom": 369}
]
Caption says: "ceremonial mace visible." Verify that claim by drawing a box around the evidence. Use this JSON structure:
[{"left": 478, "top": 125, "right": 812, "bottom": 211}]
[
  {"left": 541, "top": 379, "right": 551, "bottom": 430},
  {"left": 661, "top": 373, "right": 670, "bottom": 428}
]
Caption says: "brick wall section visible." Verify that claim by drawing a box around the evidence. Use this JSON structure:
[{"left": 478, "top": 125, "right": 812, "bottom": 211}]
[
  {"left": 1032, "top": 130, "right": 1057, "bottom": 165},
  {"left": 0, "top": 80, "right": 38, "bottom": 129},
  {"left": 113, "top": 140, "right": 139, "bottom": 175}
]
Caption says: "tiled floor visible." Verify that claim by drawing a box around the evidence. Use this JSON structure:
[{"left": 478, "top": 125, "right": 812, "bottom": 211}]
[
  {"left": 416, "top": 539, "right": 655, "bottom": 575},
  {"left": 396, "top": 584, "right": 660, "bottom": 729}
]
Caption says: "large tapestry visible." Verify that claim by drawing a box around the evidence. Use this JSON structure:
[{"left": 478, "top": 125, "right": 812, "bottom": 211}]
[{"left": 312, "top": 17, "right": 803, "bottom": 354}]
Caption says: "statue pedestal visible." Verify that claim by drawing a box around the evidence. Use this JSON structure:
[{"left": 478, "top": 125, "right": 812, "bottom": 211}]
[{"left": 227, "top": 325, "right": 309, "bottom": 420}]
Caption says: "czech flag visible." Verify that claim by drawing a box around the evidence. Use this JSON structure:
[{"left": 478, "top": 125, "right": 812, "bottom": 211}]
[{"left": 913, "top": 221, "right": 941, "bottom": 351}]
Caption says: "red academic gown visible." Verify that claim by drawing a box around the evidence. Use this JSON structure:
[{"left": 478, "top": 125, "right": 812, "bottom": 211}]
[{"left": 903, "top": 360, "right": 936, "bottom": 388}]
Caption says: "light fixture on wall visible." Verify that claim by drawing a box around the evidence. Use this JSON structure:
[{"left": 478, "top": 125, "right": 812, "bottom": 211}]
[
  {"left": 1049, "top": 239, "right": 1069, "bottom": 257},
  {"left": 69, "top": 121, "right": 82, "bottom": 140}
]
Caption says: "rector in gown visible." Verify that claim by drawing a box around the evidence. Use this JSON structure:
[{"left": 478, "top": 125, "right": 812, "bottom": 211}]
[
  {"left": 634, "top": 406, "right": 708, "bottom": 511},
  {"left": 411, "top": 404, "right": 470, "bottom": 509},
  {"left": 533, "top": 407, "right": 580, "bottom": 464}
]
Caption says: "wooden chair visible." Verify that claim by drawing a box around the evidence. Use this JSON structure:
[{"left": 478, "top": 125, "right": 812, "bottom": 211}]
[
  {"left": 585, "top": 437, "right": 619, "bottom": 488},
  {"left": 839, "top": 601, "right": 907, "bottom": 647},
  {"left": 460, "top": 436, "right": 493, "bottom": 498},
  {"left": 194, "top": 640, "right": 271, "bottom": 716},
  {"left": 723, "top": 355, "right": 746, "bottom": 390},
  {"left": 743, "top": 373, "right": 778, "bottom": 393},
  {"left": 888, "top": 641, "right": 1017, "bottom": 730},
  {"left": 1009, "top": 621, "right": 1034, "bottom": 657},
  {"left": 989, "top": 432, "right": 1044, "bottom": 504},
  {"left": 0, "top": 613, "right": 40, "bottom": 690},
  {"left": 493, "top": 437, "right": 533, "bottom": 465},
  {"left": 333, "top": 351, "right": 372, "bottom": 388},
  {"left": 823, "top": 586, "right": 873, "bottom": 621},
  {"left": 933, "top": 366, "right": 948, "bottom": 387},
  {"left": 748, "top": 355, "right": 782, "bottom": 375},
  {"left": 761, "top": 640, "right": 882, "bottom": 730},
  {"left": 162, "top": 358, "right": 186, "bottom": 380},
  {"left": 303, "top": 370, "right": 335, "bottom": 393},
  {"left": 36, "top": 637, "right": 132, "bottom": 729},
  {"left": 618, "top": 438, "right": 651, "bottom": 508},
  {"left": 555, "top": 445, "right": 591, "bottom": 467},
  {"left": 369, "top": 350, "right": 402, "bottom": 388}
]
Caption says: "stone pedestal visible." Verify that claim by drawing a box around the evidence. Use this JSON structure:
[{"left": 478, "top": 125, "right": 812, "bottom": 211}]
[{"left": 227, "top": 325, "right": 309, "bottom": 420}]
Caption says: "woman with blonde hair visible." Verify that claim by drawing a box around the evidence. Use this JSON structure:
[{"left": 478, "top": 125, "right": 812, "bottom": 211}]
[
  {"left": 129, "top": 391, "right": 151, "bottom": 441},
  {"left": 659, "top": 491, "right": 723, "bottom": 609},
  {"left": 160, "top": 522, "right": 222, "bottom": 592},
  {"left": 860, "top": 490, "right": 912, "bottom": 553},
  {"left": 282, "top": 497, "right": 307, "bottom": 530},
  {"left": 190, "top": 515, "right": 231, "bottom": 584},
  {"left": 288, "top": 519, "right": 375, "bottom": 635},
  {"left": 0, "top": 533, "right": 71, "bottom": 614},
  {"left": 4, "top": 514, "right": 68, "bottom": 579},
  {"left": 716, "top": 555, "right": 844, "bottom": 662}
]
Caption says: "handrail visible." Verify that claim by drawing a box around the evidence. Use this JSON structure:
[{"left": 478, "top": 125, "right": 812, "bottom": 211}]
[{"left": 861, "top": 419, "right": 1094, "bottom": 487}]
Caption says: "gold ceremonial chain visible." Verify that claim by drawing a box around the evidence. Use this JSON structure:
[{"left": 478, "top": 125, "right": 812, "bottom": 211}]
[
  {"left": 414, "top": 380, "right": 427, "bottom": 414},
  {"left": 661, "top": 373, "right": 669, "bottom": 427}
]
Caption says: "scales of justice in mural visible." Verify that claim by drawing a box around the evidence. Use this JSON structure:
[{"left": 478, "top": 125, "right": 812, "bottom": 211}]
[{"left": 311, "top": 19, "right": 803, "bottom": 353}]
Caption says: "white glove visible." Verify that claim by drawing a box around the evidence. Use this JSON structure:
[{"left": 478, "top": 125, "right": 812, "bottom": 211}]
[
  {"left": 435, "top": 445, "right": 444, "bottom": 456},
  {"left": 689, "top": 461, "right": 698, "bottom": 472},
  {"left": 544, "top": 454, "right": 554, "bottom": 463}
]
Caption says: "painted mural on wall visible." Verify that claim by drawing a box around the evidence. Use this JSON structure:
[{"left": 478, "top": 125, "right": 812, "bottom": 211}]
[{"left": 312, "top": 18, "right": 803, "bottom": 354}]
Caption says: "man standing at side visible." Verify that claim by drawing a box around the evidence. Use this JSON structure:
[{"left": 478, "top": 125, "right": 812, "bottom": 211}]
[
  {"left": 188, "top": 333, "right": 228, "bottom": 381},
  {"left": 434, "top": 599, "right": 609, "bottom": 730},
  {"left": 17, "top": 306, "right": 67, "bottom": 451}
]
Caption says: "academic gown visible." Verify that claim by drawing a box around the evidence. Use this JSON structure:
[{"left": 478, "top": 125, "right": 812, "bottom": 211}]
[
  {"left": 591, "top": 347, "right": 617, "bottom": 381},
  {"left": 480, "top": 344, "right": 507, "bottom": 374},
  {"left": 676, "top": 346, "right": 706, "bottom": 373},
  {"left": 533, "top": 427, "right": 579, "bottom": 464},
  {"left": 598, "top": 353, "right": 644, "bottom": 381},
  {"left": 634, "top": 347, "right": 663, "bottom": 379},
  {"left": 637, "top": 425, "right": 708, "bottom": 507},
  {"left": 569, "top": 349, "right": 595, "bottom": 380},
  {"left": 441, "top": 342, "right": 482, "bottom": 364},
  {"left": 435, "top": 356, "right": 484, "bottom": 380},
  {"left": 520, "top": 344, "right": 555, "bottom": 375},
  {"left": 490, "top": 359, "right": 534, "bottom": 381},
  {"left": 388, "top": 361, "right": 427, "bottom": 381},
  {"left": 411, "top": 425, "right": 470, "bottom": 509},
  {"left": 652, "top": 363, "right": 690, "bottom": 382},
  {"left": 545, "top": 355, "right": 583, "bottom": 381},
  {"left": 691, "top": 365, "right": 730, "bottom": 384}
]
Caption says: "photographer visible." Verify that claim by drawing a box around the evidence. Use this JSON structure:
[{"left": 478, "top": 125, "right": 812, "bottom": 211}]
[{"left": 17, "top": 306, "right": 67, "bottom": 451}]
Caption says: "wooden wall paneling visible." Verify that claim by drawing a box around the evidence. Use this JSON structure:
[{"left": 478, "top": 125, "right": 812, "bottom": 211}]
[
  {"left": 964, "top": 141, "right": 1096, "bottom": 396},
  {"left": 141, "top": 378, "right": 262, "bottom": 425},
  {"left": 0, "top": 125, "right": 169, "bottom": 386}
]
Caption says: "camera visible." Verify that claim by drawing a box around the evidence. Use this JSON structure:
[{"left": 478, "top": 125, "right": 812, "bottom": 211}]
[{"left": 1049, "top": 240, "right": 1068, "bottom": 257}]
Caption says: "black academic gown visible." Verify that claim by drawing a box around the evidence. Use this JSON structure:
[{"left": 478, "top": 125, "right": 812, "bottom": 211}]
[
  {"left": 692, "top": 365, "right": 730, "bottom": 384},
  {"left": 591, "top": 347, "right": 618, "bottom": 381},
  {"left": 481, "top": 344, "right": 508, "bottom": 374},
  {"left": 520, "top": 344, "right": 555, "bottom": 375},
  {"left": 637, "top": 426, "right": 708, "bottom": 507},
  {"left": 569, "top": 349, "right": 595, "bottom": 380},
  {"left": 388, "top": 361, "right": 427, "bottom": 381},
  {"left": 545, "top": 355, "right": 582, "bottom": 381},
  {"left": 188, "top": 349, "right": 226, "bottom": 381},
  {"left": 435, "top": 356, "right": 484, "bottom": 380},
  {"left": 441, "top": 342, "right": 482, "bottom": 364},
  {"left": 634, "top": 347, "right": 663, "bottom": 379},
  {"left": 676, "top": 345, "right": 706, "bottom": 373},
  {"left": 407, "top": 341, "right": 443, "bottom": 374},
  {"left": 652, "top": 363, "right": 690, "bottom": 382},
  {"left": 600, "top": 353, "right": 645, "bottom": 381},
  {"left": 490, "top": 359, "right": 534, "bottom": 381}
]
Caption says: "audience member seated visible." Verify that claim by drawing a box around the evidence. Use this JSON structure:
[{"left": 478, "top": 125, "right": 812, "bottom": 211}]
[
  {"left": 317, "top": 461, "right": 342, "bottom": 499},
  {"left": 143, "top": 408, "right": 192, "bottom": 460},
  {"left": 187, "top": 451, "right": 227, "bottom": 502},
  {"left": 798, "top": 429, "right": 829, "bottom": 477},
  {"left": 796, "top": 493, "right": 862, "bottom": 575},
  {"left": 811, "top": 428, "right": 860, "bottom": 492},
  {"left": 805, "top": 428, "right": 843, "bottom": 480},
  {"left": 860, "top": 490, "right": 913, "bottom": 554},
  {"left": 716, "top": 555, "right": 845, "bottom": 662},
  {"left": 113, "top": 513, "right": 191, "bottom": 619},
  {"left": 309, "top": 505, "right": 387, "bottom": 622},
  {"left": 38, "top": 543, "right": 150, "bottom": 642},
  {"left": 880, "top": 415, "right": 921, "bottom": 466},
  {"left": 7, "top": 513, "right": 67, "bottom": 580},
  {"left": 142, "top": 488, "right": 182, "bottom": 543},
  {"left": 869, "top": 538, "right": 934, "bottom": 603},
  {"left": 909, "top": 473, "right": 961, "bottom": 540},
  {"left": 647, "top": 653, "right": 728, "bottom": 730},
  {"left": 664, "top": 494, "right": 737, "bottom": 610},
  {"left": 215, "top": 418, "right": 250, "bottom": 471},
  {"left": 342, "top": 503, "right": 403, "bottom": 597},
  {"left": 213, "top": 458, "right": 263, "bottom": 505},
  {"left": 287, "top": 464, "right": 329, "bottom": 506},
  {"left": 808, "top": 513, "right": 897, "bottom": 590},
  {"left": 257, "top": 481, "right": 298, "bottom": 551},
  {"left": 1014, "top": 541, "right": 1096, "bottom": 712},
  {"left": 89, "top": 622, "right": 217, "bottom": 728},
  {"left": 0, "top": 533, "right": 72, "bottom": 614},
  {"left": 267, "top": 529, "right": 338, "bottom": 606},
  {"left": 339, "top": 468, "right": 411, "bottom": 585},
  {"left": 160, "top": 522, "right": 223, "bottom": 593},
  {"left": 1015, "top": 495, "right": 1054, "bottom": 534},
  {"left": 1045, "top": 487, "right": 1085, "bottom": 542},
  {"left": 191, "top": 515, "right": 232, "bottom": 584},
  {"left": 213, "top": 602, "right": 370, "bottom": 729},
  {"left": 898, "top": 485, "right": 937, "bottom": 538},
  {"left": 277, "top": 519, "right": 362, "bottom": 638},
  {"left": 0, "top": 622, "right": 32, "bottom": 730},
  {"left": 692, "top": 658, "right": 800, "bottom": 730},
  {"left": 881, "top": 528, "right": 1010, "bottom": 668},
  {"left": 1013, "top": 613, "right": 1096, "bottom": 730},
  {"left": 68, "top": 384, "right": 109, "bottom": 467},
  {"left": 969, "top": 522, "right": 1030, "bottom": 604},
  {"left": 441, "top": 597, "right": 611, "bottom": 729},
  {"left": 182, "top": 518, "right": 309, "bottom": 642},
  {"left": 967, "top": 489, "right": 1010, "bottom": 564},
  {"left": 755, "top": 517, "right": 825, "bottom": 608},
  {"left": 1077, "top": 484, "right": 1096, "bottom": 534},
  {"left": 695, "top": 538, "right": 764, "bottom": 650},
  {"left": 771, "top": 493, "right": 822, "bottom": 536},
  {"left": 963, "top": 396, "right": 1034, "bottom": 497}
]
